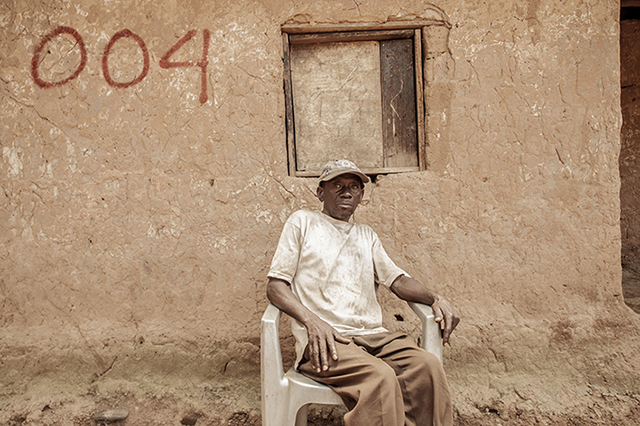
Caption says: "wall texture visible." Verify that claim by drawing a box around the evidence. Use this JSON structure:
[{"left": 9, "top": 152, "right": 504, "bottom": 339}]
[{"left": 1, "top": 0, "right": 639, "bottom": 424}]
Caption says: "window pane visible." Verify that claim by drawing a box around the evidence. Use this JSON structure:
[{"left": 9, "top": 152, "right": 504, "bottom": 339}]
[
  {"left": 291, "top": 41, "right": 384, "bottom": 171},
  {"left": 381, "top": 38, "right": 418, "bottom": 168}
]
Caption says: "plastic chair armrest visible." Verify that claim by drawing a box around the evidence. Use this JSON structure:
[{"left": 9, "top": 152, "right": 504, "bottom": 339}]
[
  {"left": 408, "top": 302, "right": 443, "bottom": 363},
  {"left": 261, "top": 303, "right": 285, "bottom": 381}
]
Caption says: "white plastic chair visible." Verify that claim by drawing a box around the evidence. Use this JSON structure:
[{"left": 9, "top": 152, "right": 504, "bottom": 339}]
[{"left": 261, "top": 302, "right": 443, "bottom": 426}]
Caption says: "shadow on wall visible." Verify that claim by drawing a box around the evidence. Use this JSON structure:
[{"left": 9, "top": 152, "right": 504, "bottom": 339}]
[{"left": 620, "top": 6, "right": 640, "bottom": 314}]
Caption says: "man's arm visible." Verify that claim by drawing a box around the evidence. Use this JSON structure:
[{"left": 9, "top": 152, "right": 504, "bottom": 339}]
[
  {"left": 389, "top": 274, "right": 460, "bottom": 346},
  {"left": 266, "top": 277, "right": 351, "bottom": 373}
]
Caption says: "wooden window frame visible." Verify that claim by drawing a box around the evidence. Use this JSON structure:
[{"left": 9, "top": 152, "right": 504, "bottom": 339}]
[{"left": 282, "top": 21, "right": 443, "bottom": 178}]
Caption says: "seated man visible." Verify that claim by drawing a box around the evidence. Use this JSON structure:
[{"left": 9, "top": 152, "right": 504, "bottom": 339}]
[{"left": 267, "top": 159, "right": 459, "bottom": 426}]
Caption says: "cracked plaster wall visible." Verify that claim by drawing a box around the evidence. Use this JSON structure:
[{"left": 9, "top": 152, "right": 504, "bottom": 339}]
[{"left": 1, "top": 0, "right": 639, "bottom": 422}]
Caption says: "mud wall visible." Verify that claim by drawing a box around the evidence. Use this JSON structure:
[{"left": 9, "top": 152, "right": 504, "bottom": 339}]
[{"left": 1, "top": 0, "right": 639, "bottom": 424}]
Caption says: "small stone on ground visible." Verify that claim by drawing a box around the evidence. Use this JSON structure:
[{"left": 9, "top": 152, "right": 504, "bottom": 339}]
[{"left": 93, "top": 407, "right": 129, "bottom": 422}]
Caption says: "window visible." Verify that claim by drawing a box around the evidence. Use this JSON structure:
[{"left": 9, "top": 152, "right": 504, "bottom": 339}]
[{"left": 282, "top": 20, "right": 449, "bottom": 177}]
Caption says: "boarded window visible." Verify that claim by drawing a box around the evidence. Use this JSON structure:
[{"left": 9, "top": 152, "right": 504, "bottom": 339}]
[{"left": 283, "top": 25, "right": 429, "bottom": 177}]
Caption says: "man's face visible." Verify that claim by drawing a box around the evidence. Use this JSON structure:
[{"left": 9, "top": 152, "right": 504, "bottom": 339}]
[{"left": 317, "top": 173, "right": 364, "bottom": 222}]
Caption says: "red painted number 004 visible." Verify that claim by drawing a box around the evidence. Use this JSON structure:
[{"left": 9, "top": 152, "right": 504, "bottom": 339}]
[{"left": 31, "top": 26, "right": 210, "bottom": 104}]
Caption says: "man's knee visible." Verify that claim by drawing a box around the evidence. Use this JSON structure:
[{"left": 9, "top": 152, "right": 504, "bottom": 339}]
[
  {"left": 407, "top": 349, "right": 446, "bottom": 380},
  {"left": 421, "top": 350, "right": 443, "bottom": 368},
  {"left": 361, "top": 357, "right": 399, "bottom": 385}
]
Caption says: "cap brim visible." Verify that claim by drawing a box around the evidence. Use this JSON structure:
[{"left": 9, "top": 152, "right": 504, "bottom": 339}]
[{"left": 319, "top": 170, "right": 370, "bottom": 184}]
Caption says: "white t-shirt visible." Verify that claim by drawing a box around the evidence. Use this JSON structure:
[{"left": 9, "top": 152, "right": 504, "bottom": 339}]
[{"left": 268, "top": 209, "right": 407, "bottom": 362}]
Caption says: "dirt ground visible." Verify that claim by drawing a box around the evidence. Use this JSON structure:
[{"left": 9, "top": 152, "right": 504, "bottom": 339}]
[
  {"left": 2, "top": 269, "right": 639, "bottom": 426},
  {"left": 2, "top": 381, "right": 639, "bottom": 426},
  {"left": 2, "top": 299, "right": 640, "bottom": 426},
  {"left": 2, "top": 341, "right": 640, "bottom": 426}
]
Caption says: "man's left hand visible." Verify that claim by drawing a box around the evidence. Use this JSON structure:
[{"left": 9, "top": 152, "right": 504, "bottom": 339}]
[{"left": 431, "top": 295, "right": 459, "bottom": 346}]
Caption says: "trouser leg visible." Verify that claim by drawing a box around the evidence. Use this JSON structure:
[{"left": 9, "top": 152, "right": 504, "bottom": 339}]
[
  {"left": 299, "top": 332, "right": 453, "bottom": 426},
  {"left": 354, "top": 333, "right": 453, "bottom": 426},
  {"left": 298, "top": 340, "right": 405, "bottom": 426}
]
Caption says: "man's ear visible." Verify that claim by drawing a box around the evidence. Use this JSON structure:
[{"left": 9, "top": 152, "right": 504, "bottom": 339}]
[
  {"left": 316, "top": 185, "right": 324, "bottom": 202},
  {"left": 355, "top": 187, "right": 364, "bottom": 204}
]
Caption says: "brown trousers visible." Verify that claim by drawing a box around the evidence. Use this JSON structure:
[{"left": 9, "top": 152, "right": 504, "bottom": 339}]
[{"left": 298, "top": 332, "right": 453, "bottom": 426}]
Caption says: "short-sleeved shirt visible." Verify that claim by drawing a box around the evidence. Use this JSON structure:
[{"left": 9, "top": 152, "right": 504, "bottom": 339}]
[{"left": 268, "top": 209, "right": 407, "bottom": 363}]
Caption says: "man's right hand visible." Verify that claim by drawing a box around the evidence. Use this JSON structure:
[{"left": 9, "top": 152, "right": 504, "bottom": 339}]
[
  {"left": 304, "top": 317, "right": 351, "bottom": 373},
  {"left": 267, "top": 277, "right": 351, "bottom": 372}
]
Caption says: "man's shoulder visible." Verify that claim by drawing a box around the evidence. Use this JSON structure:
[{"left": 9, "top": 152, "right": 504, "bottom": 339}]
[
  {"left": 282, "top": 209, "right": 320, "bottom": 229},
  {"left": 351, "top": 219, "right": 376, "bottom": 233},
  {"left": 292, "top": 208, "right": 315, "bottom": 216},
  {"left": 287, "top": 209, "right": 317, "bottom": 222},
  {"left": 353, "top": 222, "right": 380, "bottom": 242}
]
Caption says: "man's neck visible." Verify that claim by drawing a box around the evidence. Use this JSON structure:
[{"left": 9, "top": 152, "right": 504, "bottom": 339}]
[{"left": 321, "top": 208, "right": 351, "bottom": 222}]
